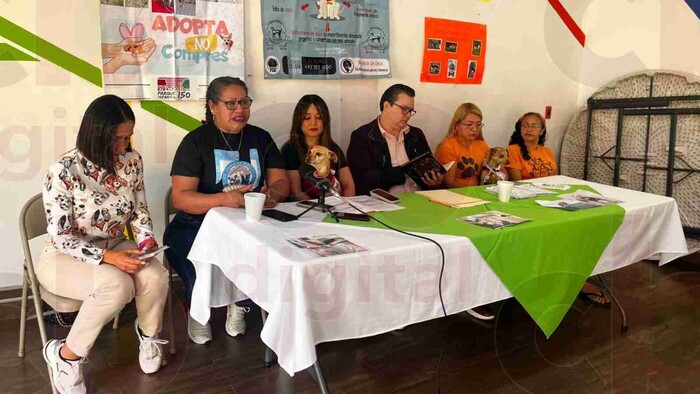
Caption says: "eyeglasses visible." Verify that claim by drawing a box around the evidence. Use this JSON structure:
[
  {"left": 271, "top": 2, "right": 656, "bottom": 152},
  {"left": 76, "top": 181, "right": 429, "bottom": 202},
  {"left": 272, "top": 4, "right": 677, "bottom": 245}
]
[
  {"left": 220, "top": 97, "right": 253, "bottom": 110},
  {"left": 460, "top": 121, "right": 484, "bottom": 129},
  {"left": 521, "top": 123, "right": 542, "bottom": 130},
  {"left": 391, "top": 102, "right": 417, "bottom": 117}
]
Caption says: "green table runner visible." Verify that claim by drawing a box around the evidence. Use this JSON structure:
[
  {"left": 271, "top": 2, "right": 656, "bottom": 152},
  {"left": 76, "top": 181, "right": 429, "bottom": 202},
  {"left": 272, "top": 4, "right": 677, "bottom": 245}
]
[{"left": 324, "top": 185, "right": 624, "bottom": 337}]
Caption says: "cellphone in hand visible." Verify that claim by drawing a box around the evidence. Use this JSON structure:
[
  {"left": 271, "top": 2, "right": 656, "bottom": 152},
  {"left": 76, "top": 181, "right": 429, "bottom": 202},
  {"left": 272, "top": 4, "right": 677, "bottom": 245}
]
[
  {"left": 370, "top": 189, "right": 400, "bottom": 204},
  {"left": 136, "top": 245, "right": 170, "bottom": 262}
]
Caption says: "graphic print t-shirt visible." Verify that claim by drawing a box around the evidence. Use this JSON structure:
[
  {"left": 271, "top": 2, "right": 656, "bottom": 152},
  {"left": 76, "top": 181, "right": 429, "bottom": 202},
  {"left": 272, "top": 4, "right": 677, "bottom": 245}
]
[
  {"left": 170, "top": 123, "right": 284, "bottom": 217},
  {"left": 505, "top": 144, "right": 557, "bottom": 180},
  {"left": 435, "top": 136, "right": 489, "bottom": 187}
]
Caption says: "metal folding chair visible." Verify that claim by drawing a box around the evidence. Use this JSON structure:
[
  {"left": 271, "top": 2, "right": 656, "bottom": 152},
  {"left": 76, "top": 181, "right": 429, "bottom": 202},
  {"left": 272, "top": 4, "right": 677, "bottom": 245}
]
[{"left": 162, "top": 187, "right": 178, "bottom": 355}]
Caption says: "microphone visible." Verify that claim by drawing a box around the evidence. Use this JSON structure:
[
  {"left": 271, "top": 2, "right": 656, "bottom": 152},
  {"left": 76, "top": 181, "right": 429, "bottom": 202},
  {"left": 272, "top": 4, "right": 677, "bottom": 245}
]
[{"left": 300, "top": 163, "right": 341, "bottom": 198}]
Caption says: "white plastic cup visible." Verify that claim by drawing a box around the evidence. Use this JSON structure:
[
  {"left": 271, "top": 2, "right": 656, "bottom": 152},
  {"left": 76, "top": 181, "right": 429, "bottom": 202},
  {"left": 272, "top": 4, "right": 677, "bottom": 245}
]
[
  {"left": 244, "top": 192, "right": 266, "bottom": 222},
  {"left": 497, "top": 181, "right": 514, "bottom": 203}
]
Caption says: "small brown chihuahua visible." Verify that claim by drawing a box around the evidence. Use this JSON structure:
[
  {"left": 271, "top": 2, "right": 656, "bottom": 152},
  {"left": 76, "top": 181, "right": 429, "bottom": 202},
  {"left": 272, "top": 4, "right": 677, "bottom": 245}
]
[
  {"left": 306, "top": 145, "right": 338, "bottom": 178},
  {"left": 480, "top": 147, "right": 509, "bottom": 185}
]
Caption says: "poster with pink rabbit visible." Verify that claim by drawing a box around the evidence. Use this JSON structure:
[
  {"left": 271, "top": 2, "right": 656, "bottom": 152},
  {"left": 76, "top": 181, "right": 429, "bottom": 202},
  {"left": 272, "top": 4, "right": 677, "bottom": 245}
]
[{"left": 99, "top": 0, "right": 244, "bottom": 100}]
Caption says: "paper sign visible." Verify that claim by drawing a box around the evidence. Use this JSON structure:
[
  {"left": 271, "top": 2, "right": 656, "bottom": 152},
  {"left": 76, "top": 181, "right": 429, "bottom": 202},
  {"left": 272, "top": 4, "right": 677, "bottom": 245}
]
[{"left": 420, "top": 17, "right": 487, "bottom": 84}]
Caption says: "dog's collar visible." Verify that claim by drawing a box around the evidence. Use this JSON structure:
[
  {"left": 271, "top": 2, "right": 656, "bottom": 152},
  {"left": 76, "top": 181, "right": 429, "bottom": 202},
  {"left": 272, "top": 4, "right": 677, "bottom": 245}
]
[{"left": 482, "top": 162, "right": 506, "bottom": 180}]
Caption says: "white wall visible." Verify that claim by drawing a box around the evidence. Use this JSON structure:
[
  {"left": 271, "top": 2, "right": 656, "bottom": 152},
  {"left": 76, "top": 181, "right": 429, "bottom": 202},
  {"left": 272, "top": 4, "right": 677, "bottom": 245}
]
[
  {"left": 2, "top": 0, "right": 697, "bottom": 288},
  {"left": 576, "top": 0, "right": 700, "bottom": 104}
]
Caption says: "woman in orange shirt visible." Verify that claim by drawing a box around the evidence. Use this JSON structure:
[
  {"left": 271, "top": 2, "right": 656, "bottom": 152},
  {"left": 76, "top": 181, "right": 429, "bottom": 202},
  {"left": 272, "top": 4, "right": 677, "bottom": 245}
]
[
  {"left": 506, "top": 112, "right": 610, "bottom": 306},
  {"left": 436, "top": 104, "right": 496, "bottom": 321},
  {"left": 435, "top": 103, "right": 490, "bottom": 188},
  {"left": 505, "top": 112, "right": 557, "bottom": 181}
]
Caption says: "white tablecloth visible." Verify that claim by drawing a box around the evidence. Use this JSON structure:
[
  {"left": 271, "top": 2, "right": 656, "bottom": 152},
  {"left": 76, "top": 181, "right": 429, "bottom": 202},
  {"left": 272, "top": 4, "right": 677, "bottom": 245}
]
[{"left": 188, "top": 176, "right": 687, "bottom": 375}]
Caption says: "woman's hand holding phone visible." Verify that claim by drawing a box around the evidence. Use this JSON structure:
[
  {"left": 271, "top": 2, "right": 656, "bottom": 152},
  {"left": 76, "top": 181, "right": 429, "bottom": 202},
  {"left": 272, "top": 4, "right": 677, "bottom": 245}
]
[{"left": 102, "top": 249, "right": 144, "bottom": 274}]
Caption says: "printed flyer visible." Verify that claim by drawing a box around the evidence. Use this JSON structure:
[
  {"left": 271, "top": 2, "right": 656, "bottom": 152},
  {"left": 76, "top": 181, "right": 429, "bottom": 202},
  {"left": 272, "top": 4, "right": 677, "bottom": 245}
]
[
  {"left": 261, "top": 0, "right": 391, "bottom": 79},
  {"left": 99, "top": 0, "right": 245, "bottom": 100},
  {"left": 420, "top": 17, "right": 487, "bottom": 84}
]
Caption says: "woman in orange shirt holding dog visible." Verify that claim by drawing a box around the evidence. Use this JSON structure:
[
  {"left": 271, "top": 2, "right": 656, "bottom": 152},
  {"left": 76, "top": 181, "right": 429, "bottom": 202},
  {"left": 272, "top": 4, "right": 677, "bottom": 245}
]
[
  {"left": 281, "top": 94, "right": 356, "bottom": 200},
  {"left": 436, "top": 103, "right": 496, "bottom": 321},
  {"left": 435, "top": 103, "right": 490, "bottom": 188},
  {"left": 506, "top": 112, "right": 610, "bottom": 306}
]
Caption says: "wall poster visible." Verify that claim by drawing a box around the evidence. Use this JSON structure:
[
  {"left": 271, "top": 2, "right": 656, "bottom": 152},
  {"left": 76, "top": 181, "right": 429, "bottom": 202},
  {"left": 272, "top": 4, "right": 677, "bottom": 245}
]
[
  {"left": 261, "top": 0, "right": 391, "bottom": 79},
  {"left": 99, "top": 0, "right": 245, "bottom": 100},
  {"left": 420, "top": 17, "right": 487, "bottom": 85}
]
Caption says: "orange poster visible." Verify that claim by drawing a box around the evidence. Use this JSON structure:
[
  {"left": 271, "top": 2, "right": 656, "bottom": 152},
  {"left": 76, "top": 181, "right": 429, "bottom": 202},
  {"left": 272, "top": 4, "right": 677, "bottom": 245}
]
[{"left": 420, "top": 18, "right": 487, "bottom": 84}]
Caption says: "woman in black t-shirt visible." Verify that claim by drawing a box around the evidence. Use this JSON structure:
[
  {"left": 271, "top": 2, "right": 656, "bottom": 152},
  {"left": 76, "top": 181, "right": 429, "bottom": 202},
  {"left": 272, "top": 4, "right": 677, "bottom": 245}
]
[
  {"left": 280, "top": 94, "right": 355, "bottom": 201},
  {"left": 164, "top": 77, "right": 289, "bottom": 345}
]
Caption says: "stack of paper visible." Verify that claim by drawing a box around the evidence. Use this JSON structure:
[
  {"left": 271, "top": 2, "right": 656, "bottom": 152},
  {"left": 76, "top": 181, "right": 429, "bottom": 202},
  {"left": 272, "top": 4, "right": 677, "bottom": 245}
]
[
  {"left": 485, "top": 184, "right": 556, "bottom": 199},
  {"left": 536, "top": 190, "right": 623, "bottom": 211},
  {"left": 324, "top": 196, "right": 405, "bottom": 214},
  {"left": 415, "top": 189, "right": 488, "bottom": 208}
]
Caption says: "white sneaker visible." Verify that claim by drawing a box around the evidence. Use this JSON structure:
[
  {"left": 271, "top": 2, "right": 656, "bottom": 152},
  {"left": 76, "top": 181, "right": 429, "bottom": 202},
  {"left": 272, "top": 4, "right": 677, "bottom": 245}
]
[
  {"left": 135, "top": 319, "right": 168, "bottom": 374},
  {"left": 42, "top": 339, "right": 86, "bottom": 394},
  {"left": 188, "top": 315, "right": 212, "bottom": 344},
  {"left": 225, "top": 304, "right": 250, "bottom": 337}
]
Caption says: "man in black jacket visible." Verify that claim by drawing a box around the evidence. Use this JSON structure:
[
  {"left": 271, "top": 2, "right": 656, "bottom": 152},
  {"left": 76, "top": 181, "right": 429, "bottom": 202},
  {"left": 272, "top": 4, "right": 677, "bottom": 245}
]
[{"left": 347, "top": 84, "right": 443, "bottom": 195}]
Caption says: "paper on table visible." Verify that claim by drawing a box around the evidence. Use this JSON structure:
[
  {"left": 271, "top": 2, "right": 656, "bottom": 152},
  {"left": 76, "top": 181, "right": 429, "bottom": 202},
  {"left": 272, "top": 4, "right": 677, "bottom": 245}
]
[
  {"left": 531, "top": 182, "right": 571, "bottom": 191},
  {"left": 485, "top": 184, "right": 556, "bottom": 199},
  {"left": 324, "top": 196, "right": 406, "bottom": 214},
  {"left": 415, "top": 189, "right": 488, "bottom": 208},
  {"left": 536, "top": 190, "right": 623, "bottom": 211},
  {"left": 457, "top": 210, "right": 531, "bottom": 229}
]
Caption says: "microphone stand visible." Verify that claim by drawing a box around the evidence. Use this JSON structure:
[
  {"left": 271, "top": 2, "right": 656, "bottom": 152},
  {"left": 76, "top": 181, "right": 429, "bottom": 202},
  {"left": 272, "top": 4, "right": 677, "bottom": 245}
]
[{"left": 295, "top": 181, "right": 339, "bottom": 222}]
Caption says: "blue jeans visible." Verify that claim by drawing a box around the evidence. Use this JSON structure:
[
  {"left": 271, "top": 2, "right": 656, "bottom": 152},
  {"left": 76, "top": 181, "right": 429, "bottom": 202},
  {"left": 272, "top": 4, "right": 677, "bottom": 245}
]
[{"left": 163, "top": 212, "right": 202, "bottom": 305}]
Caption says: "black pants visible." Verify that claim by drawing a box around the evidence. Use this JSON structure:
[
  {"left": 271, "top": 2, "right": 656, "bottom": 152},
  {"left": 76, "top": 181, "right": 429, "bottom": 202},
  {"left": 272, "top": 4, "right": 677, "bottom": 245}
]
[{"left": 163, "top": 212, "right": 202, "bottom": 305}]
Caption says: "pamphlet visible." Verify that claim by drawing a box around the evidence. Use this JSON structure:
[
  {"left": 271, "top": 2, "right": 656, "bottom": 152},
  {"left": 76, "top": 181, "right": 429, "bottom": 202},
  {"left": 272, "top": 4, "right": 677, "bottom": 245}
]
[
  {"left": 458, "top": 211, "right": 531, "bottom": 229},
  {"left": 485, "top": 184, "right": 556, "bottom": 199},
  {"left": 536, "top": 190, "right": 623, "bottom": 211},
  {"left": 287, "top": 234, "right": 366, "bottom": 257}
]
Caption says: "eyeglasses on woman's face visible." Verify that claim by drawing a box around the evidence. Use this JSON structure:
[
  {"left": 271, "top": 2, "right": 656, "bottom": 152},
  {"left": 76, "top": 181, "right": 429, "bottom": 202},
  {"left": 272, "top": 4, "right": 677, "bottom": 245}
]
[
  {"left": 220, "top": 96, "right": 253, "bottom": 111},
  {"left": 521, "top": 122, "right": 542, "bottom": 130},
  {"left": 460, "top": 121, "right": 484, "bottom": 129}
]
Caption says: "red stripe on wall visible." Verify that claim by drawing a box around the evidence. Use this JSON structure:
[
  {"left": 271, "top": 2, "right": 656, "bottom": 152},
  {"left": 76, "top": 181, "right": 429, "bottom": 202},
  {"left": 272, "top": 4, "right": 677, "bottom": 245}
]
[{"left": 548, "top": 0, "right": 586, "bottom": 47}]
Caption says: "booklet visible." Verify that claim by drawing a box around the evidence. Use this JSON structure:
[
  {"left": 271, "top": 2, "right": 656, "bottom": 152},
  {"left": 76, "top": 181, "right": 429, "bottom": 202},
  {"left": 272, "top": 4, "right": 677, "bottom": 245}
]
[
  {"left": 401, "top": 152, "right": 448, "bottom": 189},
  {"left": 458, "top": 211, "right": 531, "bottom": 229},
  {"left": 287, "top": 234, "right": 366, "bottom": 257},
  {"left": 485, "top": 183, "right": 556, "bottom": 199},
  {"left": 536, "top": 190, "right": 623, "bottom": 211}
]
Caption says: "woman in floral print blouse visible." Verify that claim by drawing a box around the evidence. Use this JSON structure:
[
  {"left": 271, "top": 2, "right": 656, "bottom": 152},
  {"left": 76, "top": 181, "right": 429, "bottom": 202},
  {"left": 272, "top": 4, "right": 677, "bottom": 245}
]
[{"left": 38, "top": 95, "right": 169, "bottom": 393}]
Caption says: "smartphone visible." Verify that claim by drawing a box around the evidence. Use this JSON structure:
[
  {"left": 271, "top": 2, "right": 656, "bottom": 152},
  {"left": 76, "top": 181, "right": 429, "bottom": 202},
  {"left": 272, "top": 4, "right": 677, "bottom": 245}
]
[
  {"left": 136, "top": 245, "right": 170, "bottom": 261},
  {"left": 262, "top": 209, "right": 298, "bottom": 222},
  {"left": 370, "top": 189, "right": 400, "bottom": 204},
  {"left": 296, "top": 200, "right": 335, "bottom": 212},
  {"left": 336, "top": 212, "right": 370, "bottom": 221}
]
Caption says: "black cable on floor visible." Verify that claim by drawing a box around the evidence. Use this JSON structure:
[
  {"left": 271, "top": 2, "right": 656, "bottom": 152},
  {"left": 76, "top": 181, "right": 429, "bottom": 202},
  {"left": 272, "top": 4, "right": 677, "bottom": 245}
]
[{"left": 341, "top": 200, "right": 449, "bottom": 394}]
